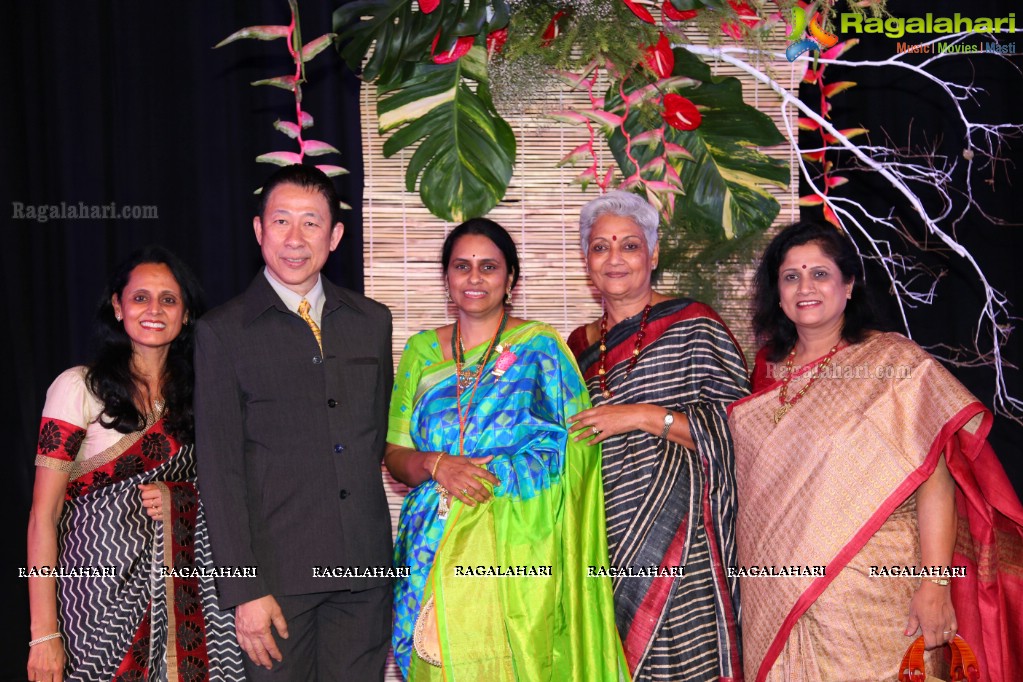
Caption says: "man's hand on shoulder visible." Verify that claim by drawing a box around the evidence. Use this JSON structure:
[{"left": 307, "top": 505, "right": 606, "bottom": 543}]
[{"left": 235, "top": 594, "right": 289, "bottom": 669}]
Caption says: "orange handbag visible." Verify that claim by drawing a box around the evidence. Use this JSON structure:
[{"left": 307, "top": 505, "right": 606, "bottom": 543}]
[{"left": 898, "top": 635, "right": 980, "bottom": 682}]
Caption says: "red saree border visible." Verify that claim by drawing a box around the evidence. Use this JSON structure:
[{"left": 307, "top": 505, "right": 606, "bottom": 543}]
[
  {"left": 578, "top": 301, "right": 744, "bottom": 380},
  {"left": 622, "top": 511, "right": 690, "bottom": 672},
  {"left": 702, "top": 465, "right": 744, "bottom": 678},
  {"left": 754, "top": 401, "right": 989, "bottom": 681},
  {"left": 156, "top": 481, "right": 213, "bottom": 681}
]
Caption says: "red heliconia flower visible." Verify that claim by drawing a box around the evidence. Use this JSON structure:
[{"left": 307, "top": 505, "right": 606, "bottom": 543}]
[
  {"left": 431, "top": 31, "right": 474, "bottom": 64},
  {"left": 418, "top": 0, "right": 440, "bottom": 14},
  {"left": 662, "top": 93, "right": 702, "bottom": 130},
  {"left": 623, "top": 0, "right": 655, "bottom": 23},
  {"left": 487, "top": 28, "right": 508, "bottom": 56},
  {"left": 643, "top": 33, "right": 674, "bottom": 79},
  {"left": 542, "top": 10, "right": 567, "bottom": 46},
  {"left": 662, "top": 1, "right": 698, "bottom": 21}
]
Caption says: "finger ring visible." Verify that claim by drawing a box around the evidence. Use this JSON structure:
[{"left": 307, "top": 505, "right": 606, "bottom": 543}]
[
  {"left": 943, "top": 630, "right": 952, "bottom": 634},
  {"left": 591, "top": 426, "right": 600, "bottom": 435},
  {"left": 461, "top": 488, "right": 469, "bottom": 495}
]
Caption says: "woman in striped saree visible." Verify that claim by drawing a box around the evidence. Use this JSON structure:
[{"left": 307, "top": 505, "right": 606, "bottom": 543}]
[
  {"left": 384, "top": 218, "right": 626, "bottom": 681},
  {"left": 567, "top": 191, "right": 750, "bottom": 681},
  {"left": 26, "top": 246, "right": 243, "bottom": 682}
]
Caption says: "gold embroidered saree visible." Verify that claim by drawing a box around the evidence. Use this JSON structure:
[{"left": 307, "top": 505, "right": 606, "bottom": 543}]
[{"left": 728, "top": 333, "right": 1023, "bottom": 681}]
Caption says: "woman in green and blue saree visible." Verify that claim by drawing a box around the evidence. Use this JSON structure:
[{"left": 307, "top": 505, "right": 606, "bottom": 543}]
[{"left": 385, "top": 218, "right": 628, "bottom": 681}]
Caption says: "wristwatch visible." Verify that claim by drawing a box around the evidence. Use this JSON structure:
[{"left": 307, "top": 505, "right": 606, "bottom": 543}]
[{"left": 660, "top": 410, "right": 674, "bottom": 440}]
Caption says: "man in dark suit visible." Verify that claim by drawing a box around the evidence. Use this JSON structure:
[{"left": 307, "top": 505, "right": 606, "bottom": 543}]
[{"left": 195, "top": 165, "right": 393, "bottom": 680}]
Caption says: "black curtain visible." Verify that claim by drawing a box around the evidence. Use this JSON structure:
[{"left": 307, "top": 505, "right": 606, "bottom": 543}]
[
  {"left": 2, "top": 2, "right": 362, "bottom": 677},
  {"left": 801, "top": 1, "right": 1023, "bottom": 489}
]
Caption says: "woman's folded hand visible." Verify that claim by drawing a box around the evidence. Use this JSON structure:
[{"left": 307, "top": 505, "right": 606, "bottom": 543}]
[{"left": 436, "top": 455, "right": 499, "bottom": 507}]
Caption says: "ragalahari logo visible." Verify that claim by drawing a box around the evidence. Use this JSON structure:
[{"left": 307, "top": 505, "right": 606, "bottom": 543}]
[{"left": 786, "top": 6, "right": 839, "bottom": 61}]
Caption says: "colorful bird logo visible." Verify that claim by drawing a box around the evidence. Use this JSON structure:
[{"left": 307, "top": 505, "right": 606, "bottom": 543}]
[{"left": 786, "top": 6, "right": 838, "bottom": 61}]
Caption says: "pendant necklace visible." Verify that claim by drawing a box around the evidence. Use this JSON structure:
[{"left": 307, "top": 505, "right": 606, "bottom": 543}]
[
  {"left": 452, "top": 311, "right": 508, "bottom": 390},
  {"left": 438, "top": 311, "right": 507, "bottom": 518},
  {"left": 450, "top": 309, "right": 508, "bottom": 460}
]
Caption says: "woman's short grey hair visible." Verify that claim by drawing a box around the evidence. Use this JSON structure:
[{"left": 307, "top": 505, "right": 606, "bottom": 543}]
[{"left": 579, "top": 190, "right": 659, "bottom": 256}]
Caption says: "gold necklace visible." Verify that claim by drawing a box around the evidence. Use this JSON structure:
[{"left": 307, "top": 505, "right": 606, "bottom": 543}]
[{"left": 774, "top": 344, "right": 841, "bottom": 423}]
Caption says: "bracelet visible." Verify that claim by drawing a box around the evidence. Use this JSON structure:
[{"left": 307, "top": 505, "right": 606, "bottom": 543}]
[
  {"left": 429, "top": 453, "right": 445, "bottom": 480},
  {"left": 29, "top": 632, "right": 61, "bottom": 647},
  {"left": 927, "top": 578, "right": 951, "bottom": 587}
]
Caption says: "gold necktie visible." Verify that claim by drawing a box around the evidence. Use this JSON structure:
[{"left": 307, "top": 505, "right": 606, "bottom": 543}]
[{"left": 297, "top": 299, "right": 322, "bottom": 352}]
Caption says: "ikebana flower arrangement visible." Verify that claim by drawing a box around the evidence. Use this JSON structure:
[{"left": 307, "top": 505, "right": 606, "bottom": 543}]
[
  {"left": 217, "top": 0, "right": 349, "bottom": 198},
  {"left": 221, "top": 0, "right": 1023, "bottom": 420},
  {"left": 333, "top": 0, "right": 790, "bottom": 241}
]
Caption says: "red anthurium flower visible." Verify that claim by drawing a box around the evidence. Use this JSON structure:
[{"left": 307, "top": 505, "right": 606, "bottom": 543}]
[
  {"left": 729, "top": 0, "right": 760, "bottom": 26},
  {"left": 662, "top": 1, "right": 698, "bottom": 21},
  {"left": 721, "top": 0, "right": 760, "bottom": 38},
  {"left": 643, "top": 33, "right": 674, "bottom": 79},
  {"left": 662, "top": 93, "right": 702, "bottom": 130},
  {"left": 418, "top": 0, "right": 440, "bottom": 14},
  {"left": 487, "top": 28, "right": 508, "bottom": 56},
  {"left": 623, "top": 0, "right": 655, "bottom": 23},
  {"left": 431, "top": 31, "right": 474, "bottom": 64},
  {"left": 542, "top": 10, "right": 567, "bottom": 46}
]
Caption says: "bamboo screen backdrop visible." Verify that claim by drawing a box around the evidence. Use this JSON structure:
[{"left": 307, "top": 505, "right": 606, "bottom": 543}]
[{"left": 360, "top": 39, "right": 799, "bottom": 680}]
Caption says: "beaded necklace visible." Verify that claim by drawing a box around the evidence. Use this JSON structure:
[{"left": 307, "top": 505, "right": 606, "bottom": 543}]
[
  {"left": 774, "top": 343, "right": 841, "bottom": 423},
  {"left": 598, "top": 304, "right": 652, "bottom": 399}
]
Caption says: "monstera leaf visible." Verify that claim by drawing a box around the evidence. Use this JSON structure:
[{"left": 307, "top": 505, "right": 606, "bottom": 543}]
[
  {"left": 608, "top": 48, "right": 788, "bottom": 239},
  {"left": 334, "top": 0, "right": 426, "bottom": 83},
  {"left": 335, "top": 0, "right": 513, "bottom": 221},
  {"left": 376, "top": 45, "right": 515, "bottom": 222}
]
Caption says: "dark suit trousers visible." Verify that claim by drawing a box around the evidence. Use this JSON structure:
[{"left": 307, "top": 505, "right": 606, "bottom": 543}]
[{"left": 242, "top": 585, "right": 392, "bottom": 682}]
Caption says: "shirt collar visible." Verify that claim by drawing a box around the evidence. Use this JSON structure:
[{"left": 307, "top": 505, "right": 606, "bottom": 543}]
[{"left": 263, "top": 268, "right": 326, "bottom": 318}]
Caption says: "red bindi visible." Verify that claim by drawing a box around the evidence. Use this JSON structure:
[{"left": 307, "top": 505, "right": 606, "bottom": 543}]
[
  {"left": 802, "top": 264, "right": 807, "bottom": 269},
  {"left": 612, "top": 235, "right": 617, "bottom": 241}
]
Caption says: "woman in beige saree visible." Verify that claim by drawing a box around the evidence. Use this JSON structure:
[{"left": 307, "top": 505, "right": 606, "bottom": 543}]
[{"left": 728, "top": 222, "right": 1023, "bottom": 681}]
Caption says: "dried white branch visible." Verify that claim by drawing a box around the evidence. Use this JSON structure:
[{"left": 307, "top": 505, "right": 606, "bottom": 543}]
[{"left": 686, "top": 37, "right": 1023, "bottom": 420}]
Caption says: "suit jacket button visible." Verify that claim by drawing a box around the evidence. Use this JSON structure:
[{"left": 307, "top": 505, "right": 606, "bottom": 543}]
[
  {"left": 334, "top": 443, "right": 345, "bottom": 453},
  {"left": 312, "top": 356, "right": 323, "bottom": 364},
  {"left": 327, "top": 398, "right": 338, "bottom": 408},
  {"left": 338, "top": 489, "right": 350, "bottom": 500}
]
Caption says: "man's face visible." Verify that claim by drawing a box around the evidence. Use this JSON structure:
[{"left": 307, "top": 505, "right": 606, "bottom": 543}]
[{"left": 253, "top": 182, "right": 343, "bottom": 295}]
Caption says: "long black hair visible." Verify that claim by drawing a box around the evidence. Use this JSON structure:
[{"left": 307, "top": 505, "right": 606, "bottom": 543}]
[
  {"left": 441, "top": 218, "right": 521, "bottom": 289},
  {"left": 86, "top": 245, "right": 205, "bottom": 443},
  {"left": 752, "top": 222, "right": 876, "bottom": 361}
]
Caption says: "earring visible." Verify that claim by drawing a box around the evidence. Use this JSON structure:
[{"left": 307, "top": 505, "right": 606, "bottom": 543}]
[
  {"left": 445, "top": 287, "right": 452, "bottom": 303},
  {"left": 115, "top": 312, "right": 123, "bottom": 321},
  {"left": 505, "top": 288, "right": 512, "bottom": 305}
]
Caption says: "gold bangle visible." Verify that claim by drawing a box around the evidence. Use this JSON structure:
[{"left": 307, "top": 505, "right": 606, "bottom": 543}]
[
  {"left": 429, "top": 453, "right": 445, "bottom": 480},
  {"left": 928, "top": 578, "right": 951, "bottom": 587}
]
